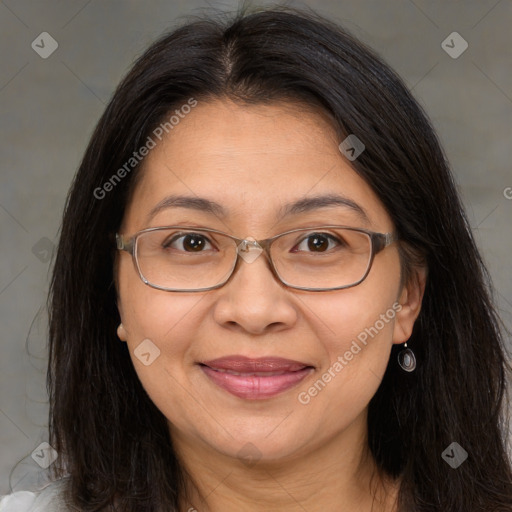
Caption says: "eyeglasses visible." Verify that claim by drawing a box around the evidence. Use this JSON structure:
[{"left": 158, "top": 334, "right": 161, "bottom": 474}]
[{"left": 116, "top": 225, "right": 397, "bottom": 292}]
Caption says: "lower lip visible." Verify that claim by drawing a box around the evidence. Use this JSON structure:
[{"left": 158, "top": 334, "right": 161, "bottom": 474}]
[{"left": 200, "top": 365, "right": 314, "bottom": 400}]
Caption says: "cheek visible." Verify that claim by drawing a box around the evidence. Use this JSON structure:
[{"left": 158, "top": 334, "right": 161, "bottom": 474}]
[
  {"left": 117, "top": 259, "right": 206, "bottom": 386},
  {"left": 303, "top": 262, "right": 401, "bottom": 356},
  {"left": 122, "top": 292, "right": 204, "bottom": 356},
  {"left": 118, "top": 256, "right": 196, "bottom": 342},
  {"left": 296, "top": 283, "right": 399, "bottom": 423},
  {"left": 118, "top": 289, "right": 206, "bottom": 426},
  {"left": 321, "top": 296, "right": 397, "bottom": 376}
]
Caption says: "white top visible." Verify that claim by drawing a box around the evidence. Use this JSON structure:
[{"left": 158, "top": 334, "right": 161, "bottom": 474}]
[{"left": 0, "top": 479, "right": 69, "bottom": 512}]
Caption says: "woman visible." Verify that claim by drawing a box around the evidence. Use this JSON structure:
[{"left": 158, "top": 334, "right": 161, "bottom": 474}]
[{"left": 1, "top": 5, "right": 511, "bottom": 512}]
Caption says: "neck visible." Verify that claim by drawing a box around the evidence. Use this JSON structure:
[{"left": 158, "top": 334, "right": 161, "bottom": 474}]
[{"left": 171, "top": 412, "right": 399, "bottom": 512}]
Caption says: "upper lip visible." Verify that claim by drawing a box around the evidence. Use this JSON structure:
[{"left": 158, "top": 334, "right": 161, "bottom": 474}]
[{"left": 200, "top": 356, "right": 313, "bottom": 373}]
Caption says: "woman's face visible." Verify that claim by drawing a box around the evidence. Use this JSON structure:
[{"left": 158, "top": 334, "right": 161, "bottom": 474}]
[{"left": 116, "top": 99, "right": 422, "bottom": 464}]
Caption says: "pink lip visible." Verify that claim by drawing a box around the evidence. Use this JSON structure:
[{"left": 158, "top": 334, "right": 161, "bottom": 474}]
[{"left": 199, "top": 356, "right": 314, "bottom": 400}]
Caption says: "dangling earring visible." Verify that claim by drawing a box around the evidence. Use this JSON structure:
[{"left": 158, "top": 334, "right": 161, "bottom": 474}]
[{"left": 398, "top": 341, "right": 416, "bottom": 372}]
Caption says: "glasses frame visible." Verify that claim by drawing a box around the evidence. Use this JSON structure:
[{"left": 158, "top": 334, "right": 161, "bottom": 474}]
[{"left": 116, "top": 225, "right": 397, "bottom": 293}]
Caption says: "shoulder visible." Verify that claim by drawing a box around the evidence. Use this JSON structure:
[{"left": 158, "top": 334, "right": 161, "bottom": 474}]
[{"left": 0, "top": 478, "right": 70, "bottom": 512}]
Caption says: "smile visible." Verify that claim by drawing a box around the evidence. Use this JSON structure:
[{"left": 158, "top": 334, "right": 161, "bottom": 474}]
[{"left": 199, "top": 356, "right": 315, "bottom": 400}]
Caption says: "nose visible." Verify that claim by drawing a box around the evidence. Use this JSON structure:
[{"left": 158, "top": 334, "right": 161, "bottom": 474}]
[{"left": 212, "top": 247, "right": 298, "bottom": 335}]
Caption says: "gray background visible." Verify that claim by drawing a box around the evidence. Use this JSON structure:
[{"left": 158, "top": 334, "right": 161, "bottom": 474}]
[{"left": 1, "top": 0, "right": 511, "bottom": 495}]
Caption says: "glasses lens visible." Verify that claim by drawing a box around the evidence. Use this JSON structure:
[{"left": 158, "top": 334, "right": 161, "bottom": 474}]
[
  {"left": 135, "top": 228, "right": 237, "bottom": 290},
  {"left": 271, "top": 228, "right": 372, "bottom": 289}
]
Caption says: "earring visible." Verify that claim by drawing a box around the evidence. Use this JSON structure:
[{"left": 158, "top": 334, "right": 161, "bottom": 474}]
[{"left": 398, "top": 341, "right": 416, "bottom": 372}]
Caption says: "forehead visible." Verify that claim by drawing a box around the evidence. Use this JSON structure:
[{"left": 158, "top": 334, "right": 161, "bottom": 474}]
[{"left": 122, "top": 99, "right": 392, "bottom": 233}]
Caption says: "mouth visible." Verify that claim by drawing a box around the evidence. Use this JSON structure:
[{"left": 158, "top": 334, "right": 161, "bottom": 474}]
[{"left": 198, "top": 356, "right": 315, "bottom": 400}]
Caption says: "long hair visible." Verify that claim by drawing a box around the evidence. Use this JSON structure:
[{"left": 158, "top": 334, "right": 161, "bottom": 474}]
[{"left": 47, "top": 5, "right": 512, "bottom": 511}]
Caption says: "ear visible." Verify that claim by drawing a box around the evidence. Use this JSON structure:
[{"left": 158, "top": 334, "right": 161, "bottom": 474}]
[
  {"left": 117, "top": 322, "right": 128, "bottom": 342},
  {"left": 113, "top": 253, "right": 127, "bottom": 342},
  {"left": 115, "top": 296, "right": 128, "bottom": 342},
  {"left": 392, "top": 266, "right": 427, "bottom": 345}
]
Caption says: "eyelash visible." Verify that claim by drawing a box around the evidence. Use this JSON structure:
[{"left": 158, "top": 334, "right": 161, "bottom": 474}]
[{"left": 163, "top": 232, "right": 344, "bottom": 253}]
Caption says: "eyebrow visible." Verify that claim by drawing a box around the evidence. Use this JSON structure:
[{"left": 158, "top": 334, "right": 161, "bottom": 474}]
[{"left": 146, "top": 193, "right": 370, "bottom": 224}]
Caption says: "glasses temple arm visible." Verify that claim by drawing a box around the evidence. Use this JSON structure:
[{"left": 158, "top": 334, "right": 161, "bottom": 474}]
[
  {"left": 373, "top": 232, "right": 398, "bottom": 253},
  {"left": 116, "top": 234, "right": 135, "bottom": 254}
]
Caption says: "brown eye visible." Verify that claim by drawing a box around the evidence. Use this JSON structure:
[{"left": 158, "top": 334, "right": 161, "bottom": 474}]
[
  {"left": 293, "top": 233, "right": 343, "bottom": 253},
  {"left": 164, "top": 233, "right": 213, "bottom": 252}
]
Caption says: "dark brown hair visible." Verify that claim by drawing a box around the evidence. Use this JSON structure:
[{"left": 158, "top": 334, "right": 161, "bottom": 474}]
[{"left": 47, "top": 5, "right": 512, "bottom": 511}]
